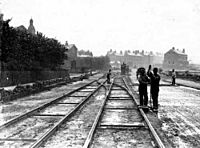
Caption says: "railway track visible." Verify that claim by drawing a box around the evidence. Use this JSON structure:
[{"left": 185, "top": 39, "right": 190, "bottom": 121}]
[
  {"left": 83, "top": 76, "right": 165, "bottom": 148},
  {"left": 0, "top": 76, "right": 107, "bottom": 148},
  {"left": 0, "top": 74, "right": 166, "bottom": 148}
]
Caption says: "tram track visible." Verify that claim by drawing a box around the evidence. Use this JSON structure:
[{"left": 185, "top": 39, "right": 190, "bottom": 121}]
[
  {"left": 83, "top": 76, "right": 165, "bottom": 148},
  {"left": 0, "top": 76, "right": 107, "bottom": 148},
  {"left": 128, "top": 70, "right": 200, "bottom": 147},
  {"left": 0, "top": 74, "right": 166, "bottom": 148}
]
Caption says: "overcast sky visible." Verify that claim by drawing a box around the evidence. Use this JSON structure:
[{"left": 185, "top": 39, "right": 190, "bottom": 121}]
[{"left": 1, "top": 0, "right": 200, "bottom": 63}]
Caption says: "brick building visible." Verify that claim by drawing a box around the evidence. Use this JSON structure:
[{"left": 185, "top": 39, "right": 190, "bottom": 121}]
[
  {"left": 61, "top": 42, "right": 93, "bottom": 72},
  {"left": 124, "top": 51, "right": 142, "bottom": 68},
  {"left": 61, "top": 42, "right": 78, "bottom": 72},
  {"left": 108, "top": 50, "right": 124, "bottom": 63},
  {"left": 107, "top": 49, "right": 163, "bottom": 69},
  {"left": 163, "top": 47, "right": 189, "bottom": 70}
]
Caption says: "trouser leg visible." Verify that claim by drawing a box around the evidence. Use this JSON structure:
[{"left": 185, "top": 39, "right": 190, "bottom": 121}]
[
  {"left": 152, "top": 91, "right": 158, "bottom": 109},
  {"left": 139, "top": 91, "right": 143, "bottom": 106},
  {"left": 107, "top": 78, "right": 110, "bottom": 84},
  {"left": 143, "top": 90, "right": 148, "bottom": 106},
  {"left": 172, "top": 78, "right": 175, "bottom": 85}
]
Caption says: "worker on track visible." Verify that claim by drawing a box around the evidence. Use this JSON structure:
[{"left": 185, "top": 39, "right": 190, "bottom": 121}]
[
  {"left": 138, "top": 67, "right": 150, "bottom": 107},
  {"left": 107, "top": 69, "right": 111, "bottom": 84},
  {"left": 172, "top": 69, "right": 176, "bottom": 85},
  {"left": 147, "top": 66, "right": 160, "bottom": 112}
]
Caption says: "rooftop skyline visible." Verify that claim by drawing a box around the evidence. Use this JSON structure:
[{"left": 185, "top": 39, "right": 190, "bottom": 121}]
[{"left": 1, "top": 0, "right": 200, "bottom": 64}]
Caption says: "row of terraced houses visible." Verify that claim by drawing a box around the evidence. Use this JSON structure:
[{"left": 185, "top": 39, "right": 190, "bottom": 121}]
[{"left": 107, "top": 47, "right": 189, "bottom": 70}]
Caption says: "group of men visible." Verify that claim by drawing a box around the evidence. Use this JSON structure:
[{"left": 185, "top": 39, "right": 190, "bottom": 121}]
[
  {"left": 137, "top": 65, "right": 160, "bottom": 112},
  {"left": 107, "top": 65, "right": 176, "bottom": 112}
]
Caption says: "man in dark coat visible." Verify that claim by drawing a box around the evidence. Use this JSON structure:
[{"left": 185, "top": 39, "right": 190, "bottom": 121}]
[
  {"left": 172, "top": 69, "right": 176, "bottom": 85},
  {"left": 138, "top": 68, "right": 150, "bottom": 106},
  {"left": 107, "top": 69, "right": 111, "bottom": 84},
  {"left": 148, "top": 67, "right": 160, "bottom": 111}
]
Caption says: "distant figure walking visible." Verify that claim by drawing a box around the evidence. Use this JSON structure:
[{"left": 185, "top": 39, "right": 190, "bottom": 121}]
[
  {"left": 148, "top": 67, "right": 160, "bottom": 111},
  {"left": 138, "top": 68, "right": 150, "bottom": 107},
  {"left": 172, "top": 69, "right": 176, "bottom": 85},
  {"left": 107, "top": 69, "right": 111, "bottom": 84}
]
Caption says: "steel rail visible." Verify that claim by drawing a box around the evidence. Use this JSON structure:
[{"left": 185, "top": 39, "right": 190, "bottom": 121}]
[
  {"left": 129, "top": 83, "right": 175, "bottom": 87},
  {"left": 105, "top": 107, "right": 138, "bottom": 110},
  {"left": 84, "top": 76, "right": 165, "bottom": 148},
  {"left": 83, "top": 79, "right": 114, "bottom": 148},
  {"left": 122, "top": 77, "right": 166, "bottom": 148},
  {"left": 0, "top": 78, "right": 100, "bottom": 130},
  {"left": 113, "top": 83, "right": 127, "bottom": 90},
  {"left": 30, "top": 81, "right": 107, "bottom": 148},
  {"left": 0, "top": 138, "right": 37, "bottom": 142}
]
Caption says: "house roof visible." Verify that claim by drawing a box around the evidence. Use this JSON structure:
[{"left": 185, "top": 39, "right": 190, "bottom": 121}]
[
  {"left": 126, "top": 52, "right": 142, "bottom": 56},
  {"left": 115, "top": 53, "right": 124, "bottom": 56},
  {"left": 78, "top": 54, "right": 92, "bottom": 57},
  {"left": 67, "top": 44, "right": 74, "bottom": 49},
  {"left": 107, "top": 51, "right": 116, "bottom": 55},
  {"left": 65, "top": 44, "right": 77, "bottom": 50},
  {"left": 166, "top": 48, "right": 187, "bottom": 55}
]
